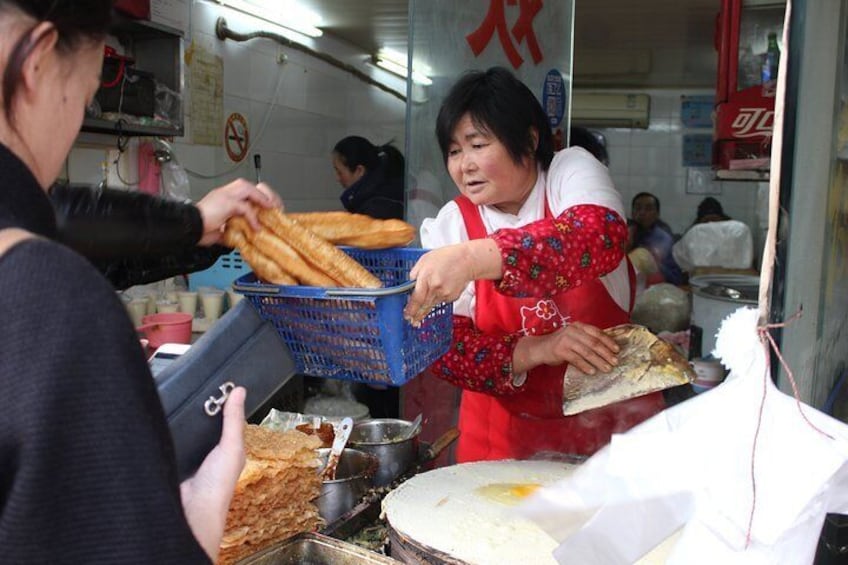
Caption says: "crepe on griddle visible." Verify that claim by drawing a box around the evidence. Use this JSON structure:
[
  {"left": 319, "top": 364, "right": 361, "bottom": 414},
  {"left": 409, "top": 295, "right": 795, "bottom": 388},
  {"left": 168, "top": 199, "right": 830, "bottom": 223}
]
[{"left": 562, "top": 324, "right": 695, "bottom": 416}]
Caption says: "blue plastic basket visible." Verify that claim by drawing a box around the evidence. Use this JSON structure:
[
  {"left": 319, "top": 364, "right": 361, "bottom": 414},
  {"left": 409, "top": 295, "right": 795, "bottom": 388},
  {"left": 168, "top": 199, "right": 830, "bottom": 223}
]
[
  {"left": 232, "top": 247, "right": 452, "bottom": 386},
  {"left": 188, "top": 250, "right": 250, "bottom": 291}
]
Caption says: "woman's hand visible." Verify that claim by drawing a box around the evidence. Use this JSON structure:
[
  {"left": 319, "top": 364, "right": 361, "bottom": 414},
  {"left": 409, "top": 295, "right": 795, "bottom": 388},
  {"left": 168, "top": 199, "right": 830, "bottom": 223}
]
[
  {"left": 180, "top": 386, "right": 246, "bottom": 562},
  {"left": 197, "top": 180, "right": 282, "bottom": 246},
  {"left": 514, "top": 322, "right": 620, "bottom": 375},
  {"left": 404, "top": 239, "right": 501, "bottom": 325}
]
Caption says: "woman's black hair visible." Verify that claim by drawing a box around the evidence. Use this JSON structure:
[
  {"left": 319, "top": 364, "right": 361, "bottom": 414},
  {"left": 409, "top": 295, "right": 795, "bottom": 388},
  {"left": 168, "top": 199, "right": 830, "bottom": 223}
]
[
  {"left": 1, "top": 0, "right": 113, "bottom": 122},
  {"left": 632, "top": 192, "right": 660, "bottom": 213},
  {"left": 333, "top": 135, "right": 405, "bottom": 179},
  {"left": 696, "top": 197, "right": 728, "bottom": 222},
  {"left": 436, "top": 66, "right": 554, "bottom": 171}
]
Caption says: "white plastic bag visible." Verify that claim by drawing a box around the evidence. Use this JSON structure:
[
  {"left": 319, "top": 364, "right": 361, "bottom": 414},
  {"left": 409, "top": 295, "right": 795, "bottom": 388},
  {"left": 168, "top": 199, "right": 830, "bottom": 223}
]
[
  {"left": 518, "top": 308, "right": 848, "bottom": 564},
  {"left": 161, "top": 158, "right": 191, "bottom": 202},
  {"left": 672, "top": 220, "right": 753, "bottom": 271}
]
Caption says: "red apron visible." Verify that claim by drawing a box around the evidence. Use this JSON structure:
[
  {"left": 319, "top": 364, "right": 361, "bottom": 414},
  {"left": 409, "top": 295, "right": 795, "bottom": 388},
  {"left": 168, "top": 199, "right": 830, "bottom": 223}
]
[{"left": 454, "top": 196, "right": 665, "bottom": 462}]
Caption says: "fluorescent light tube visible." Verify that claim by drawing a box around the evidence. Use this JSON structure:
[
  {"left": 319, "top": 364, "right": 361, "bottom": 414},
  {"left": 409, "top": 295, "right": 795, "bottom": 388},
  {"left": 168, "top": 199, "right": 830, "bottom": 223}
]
[{"left": 216, "top": 0, "right": 323, "bottom": 38}]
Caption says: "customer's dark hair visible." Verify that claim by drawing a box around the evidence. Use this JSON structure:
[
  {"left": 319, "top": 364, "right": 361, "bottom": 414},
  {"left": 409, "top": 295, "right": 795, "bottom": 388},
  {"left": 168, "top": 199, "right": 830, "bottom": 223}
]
[
  {"left": 334, "top": 135, "right": 405, "bottom": 179},
  {"left": 436, "top": 66, "right": 554, "bottom": 171},
  {"left": 1, "top": 0, "right": 113, "bottom": 122},
  {"left": 632, "top": 192, "right": 660, "bottom": 213}
]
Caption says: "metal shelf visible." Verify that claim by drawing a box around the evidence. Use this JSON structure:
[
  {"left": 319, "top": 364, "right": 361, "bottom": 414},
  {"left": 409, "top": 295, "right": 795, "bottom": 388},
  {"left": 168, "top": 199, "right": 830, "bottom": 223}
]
[
  {"left": 81, "top": 117, "right": 183, "bottom": 138},
  {"left": 715, "top": 169, "right": 770, "bottom": 181},
  {"left": 81, "top": 16, "right": 184, "bottom": 138}
]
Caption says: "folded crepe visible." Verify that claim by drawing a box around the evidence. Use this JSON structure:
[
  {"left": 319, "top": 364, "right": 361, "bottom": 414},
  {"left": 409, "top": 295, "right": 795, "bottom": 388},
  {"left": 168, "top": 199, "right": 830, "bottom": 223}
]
[{"left": 562, "top": 324, "right": 695, "bottom": 416}]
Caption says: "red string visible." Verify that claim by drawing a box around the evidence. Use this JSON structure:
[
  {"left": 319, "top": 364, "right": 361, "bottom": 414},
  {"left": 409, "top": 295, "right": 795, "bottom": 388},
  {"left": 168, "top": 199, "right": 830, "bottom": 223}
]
[{"left": 744, "top": 310, "right": 833, "bottom": 548}]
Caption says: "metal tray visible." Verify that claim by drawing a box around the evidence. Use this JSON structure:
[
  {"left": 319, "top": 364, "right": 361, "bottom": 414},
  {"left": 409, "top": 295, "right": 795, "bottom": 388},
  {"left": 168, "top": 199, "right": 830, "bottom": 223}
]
[{"left": 237, "top": 532, "right": 400, "bottom": 564}]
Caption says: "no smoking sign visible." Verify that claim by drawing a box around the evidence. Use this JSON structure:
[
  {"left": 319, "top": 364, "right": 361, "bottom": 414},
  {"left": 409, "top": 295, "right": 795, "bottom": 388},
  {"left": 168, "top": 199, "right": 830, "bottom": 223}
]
[{"left": 224, "top": 112, "right": 249, "bottom": 162}]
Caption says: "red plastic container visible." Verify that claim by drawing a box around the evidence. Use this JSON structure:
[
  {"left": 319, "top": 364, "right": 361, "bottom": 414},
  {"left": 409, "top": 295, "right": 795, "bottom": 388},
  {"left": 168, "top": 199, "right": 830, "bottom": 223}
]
[{"left": 137, "top": 312, "right": 192, "bottom": 350}]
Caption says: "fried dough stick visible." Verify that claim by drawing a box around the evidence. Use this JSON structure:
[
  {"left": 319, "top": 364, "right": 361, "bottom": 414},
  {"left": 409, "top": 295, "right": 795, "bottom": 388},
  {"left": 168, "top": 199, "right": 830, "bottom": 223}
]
[
  {"left": 228, "top": 217, "right": 338, "bottom": 287},
  {"left": 222, "top": 227, "right": 297, "bottom": 285},
  {"left": 286, "top": 212, "right": 415, "bottom": 249},
  {"left": 258, "top": 209, "right": 382, "bottom": 289}
]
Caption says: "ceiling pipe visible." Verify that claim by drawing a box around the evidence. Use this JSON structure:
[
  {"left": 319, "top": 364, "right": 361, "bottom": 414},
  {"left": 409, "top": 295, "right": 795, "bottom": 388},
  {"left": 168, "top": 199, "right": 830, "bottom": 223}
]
[{"left": 215, "top": 17, "right": 406, "bottom": 102}]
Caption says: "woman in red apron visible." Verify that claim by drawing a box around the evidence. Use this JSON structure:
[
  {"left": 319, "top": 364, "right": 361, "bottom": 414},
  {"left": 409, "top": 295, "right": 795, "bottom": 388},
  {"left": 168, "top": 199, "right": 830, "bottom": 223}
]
[{"left": 405, "top": 67, "right": 665, "bottom": 462}]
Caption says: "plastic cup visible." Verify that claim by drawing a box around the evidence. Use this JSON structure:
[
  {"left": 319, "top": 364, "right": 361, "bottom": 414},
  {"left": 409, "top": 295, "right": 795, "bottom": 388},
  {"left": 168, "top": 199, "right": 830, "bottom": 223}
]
[
  {"left": 156, "top": 300, "right": 179, "bottom": 313},
  {"left": 177, "top": 291, "right": 198, "bottom": 316},
  {"left": 200, "top": 290, "right": 225, "bottom": 322},
  {"left": 227, "top": 289, "right": 244, "bottom": 310},
  {"left": 128, "top": 299, "right": 148, "bottom": 327}
]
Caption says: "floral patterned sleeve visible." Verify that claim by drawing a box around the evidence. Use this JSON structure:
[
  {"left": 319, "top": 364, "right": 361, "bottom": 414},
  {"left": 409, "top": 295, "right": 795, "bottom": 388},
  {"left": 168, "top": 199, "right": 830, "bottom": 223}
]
[
  {"left": 492, "top": 204, "right": 628, "bottom": 297},
  {"left": 431, "top": 315, "right": 524, "bottom": 394}
]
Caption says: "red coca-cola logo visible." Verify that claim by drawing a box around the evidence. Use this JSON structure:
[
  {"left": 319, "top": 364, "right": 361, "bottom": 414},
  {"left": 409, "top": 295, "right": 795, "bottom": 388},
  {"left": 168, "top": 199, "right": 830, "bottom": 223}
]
[{"left": 731, "top": 107, "right": 774, "bottom": 139}]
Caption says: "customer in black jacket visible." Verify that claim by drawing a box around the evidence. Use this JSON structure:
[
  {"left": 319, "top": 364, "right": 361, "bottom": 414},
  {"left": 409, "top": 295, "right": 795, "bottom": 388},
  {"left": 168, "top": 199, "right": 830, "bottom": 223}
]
[
  {"left": 50, "top": 178, "right": 280, "bottom": 289},
  {"left": 332, "top": 136, "right": 405, "bottom": 220},
  {"left": 0, "top": 1, "right": 248, "bottom": 561}
]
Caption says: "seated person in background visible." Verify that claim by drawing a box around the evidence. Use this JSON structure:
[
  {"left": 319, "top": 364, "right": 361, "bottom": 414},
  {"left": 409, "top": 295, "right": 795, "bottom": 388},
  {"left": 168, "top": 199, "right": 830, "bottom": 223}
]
[
  {"left": 628, "top": 192, "right": 685, "bottom": 285},
  {"left": 693, "top": 196, "right": 731, "bottom": 225}
]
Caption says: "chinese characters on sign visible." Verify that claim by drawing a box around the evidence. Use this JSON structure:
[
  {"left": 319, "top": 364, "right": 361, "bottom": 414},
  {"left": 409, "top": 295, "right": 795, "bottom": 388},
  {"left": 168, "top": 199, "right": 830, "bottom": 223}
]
[
  {"left": 542, "top": 69, "right": 565, "bottom": 127},
  {"left": 466, "top": 0, "right": 544, "bottom": 69}
]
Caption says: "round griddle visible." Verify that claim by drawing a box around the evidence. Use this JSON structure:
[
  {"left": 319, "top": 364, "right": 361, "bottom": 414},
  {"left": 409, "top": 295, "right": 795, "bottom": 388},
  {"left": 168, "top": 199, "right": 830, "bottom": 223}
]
[{"left": 382, "top": 460, "right": 577, "bottom": 565}]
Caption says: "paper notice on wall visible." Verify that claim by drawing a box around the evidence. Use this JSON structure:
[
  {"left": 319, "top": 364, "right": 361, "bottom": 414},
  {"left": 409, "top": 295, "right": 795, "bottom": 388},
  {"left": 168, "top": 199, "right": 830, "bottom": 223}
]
[
  {"left": 187, "top": 42, "right": 223, "bottom": 146},
  {"left": 151, "top": 0, "right": 189, "bottom": 34}
]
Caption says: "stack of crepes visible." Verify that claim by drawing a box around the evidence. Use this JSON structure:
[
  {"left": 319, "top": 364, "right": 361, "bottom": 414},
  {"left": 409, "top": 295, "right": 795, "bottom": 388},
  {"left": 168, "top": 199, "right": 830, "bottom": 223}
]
[
  {"left": 223, "top": 209, "right": 415, "bottom": 288},
  {"left": 217, "top": 425, "right": 323, "bottom": 564}
]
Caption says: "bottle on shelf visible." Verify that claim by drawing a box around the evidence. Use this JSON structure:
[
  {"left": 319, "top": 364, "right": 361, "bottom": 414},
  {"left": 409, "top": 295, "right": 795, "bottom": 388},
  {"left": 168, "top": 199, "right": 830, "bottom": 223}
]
[{"left": 761, "top": 32, "right": 780, "bottom": 84}]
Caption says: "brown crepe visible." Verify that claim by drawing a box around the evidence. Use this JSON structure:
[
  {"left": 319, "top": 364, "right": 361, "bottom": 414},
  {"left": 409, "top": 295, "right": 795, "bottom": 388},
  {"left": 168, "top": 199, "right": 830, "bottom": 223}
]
[{"left": 562, "top": 324, "right": 695, "bottom": 416}]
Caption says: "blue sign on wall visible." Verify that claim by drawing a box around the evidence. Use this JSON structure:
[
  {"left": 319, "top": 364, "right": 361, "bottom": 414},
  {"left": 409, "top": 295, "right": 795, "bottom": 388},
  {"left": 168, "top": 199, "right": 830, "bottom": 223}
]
[
  {"left": 683, "top": 134, "right": 714, "bottom": 167},
  {"left": 542, "top": 69, "right": 566, "bottom": 128},
  {"left": 681, "top": 95, "right": 714, "bottom": 129}
]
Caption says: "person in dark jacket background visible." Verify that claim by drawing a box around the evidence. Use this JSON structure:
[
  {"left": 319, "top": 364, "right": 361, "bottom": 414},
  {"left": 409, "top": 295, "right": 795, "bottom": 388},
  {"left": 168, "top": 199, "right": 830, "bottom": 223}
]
[
  {"left": 331, "top": 136, "right": 406, "bottom": 418},
  {"left": 332, "top": 136, "right": 405, "bottom": 220},
  {"left": 628, "top": 192, "right": 685, "bottom": 285}
]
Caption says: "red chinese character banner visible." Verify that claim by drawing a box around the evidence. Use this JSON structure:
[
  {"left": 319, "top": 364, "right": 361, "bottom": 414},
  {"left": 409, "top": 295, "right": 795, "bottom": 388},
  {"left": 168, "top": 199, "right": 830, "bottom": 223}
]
[{"left": 405, "top": 0, "right": 574, "bottom": 233}]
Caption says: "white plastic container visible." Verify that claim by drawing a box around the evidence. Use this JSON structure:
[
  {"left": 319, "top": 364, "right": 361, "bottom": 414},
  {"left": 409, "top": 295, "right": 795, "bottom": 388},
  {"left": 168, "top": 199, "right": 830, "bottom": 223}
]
[{"left": 691, "top": 275, "right": 759, "bottom": 357}]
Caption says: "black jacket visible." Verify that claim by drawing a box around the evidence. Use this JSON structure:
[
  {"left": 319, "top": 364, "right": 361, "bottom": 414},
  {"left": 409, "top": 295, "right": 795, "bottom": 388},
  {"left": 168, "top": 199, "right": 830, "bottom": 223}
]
[
  {"left": 50, "top": 183, "right": 227, "bottom": 289},
  {"left": 340, "top": 167, "right": 405, "bottom": 220},
  {"left": 0, "top": 144, "right": 209, "bottom": 562}
]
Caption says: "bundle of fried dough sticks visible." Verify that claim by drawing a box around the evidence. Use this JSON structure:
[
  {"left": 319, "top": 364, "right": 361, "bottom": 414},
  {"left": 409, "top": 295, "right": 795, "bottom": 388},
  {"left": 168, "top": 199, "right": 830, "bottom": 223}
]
[{"left": 222, "top": 209, "right": 415, "bottom": 288}]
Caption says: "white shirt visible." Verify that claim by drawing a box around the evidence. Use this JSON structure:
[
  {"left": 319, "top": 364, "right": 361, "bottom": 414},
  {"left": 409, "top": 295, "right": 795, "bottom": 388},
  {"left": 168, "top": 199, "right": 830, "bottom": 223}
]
[{"left": 420, "top": 147, "right": 631, "bottom": 321}]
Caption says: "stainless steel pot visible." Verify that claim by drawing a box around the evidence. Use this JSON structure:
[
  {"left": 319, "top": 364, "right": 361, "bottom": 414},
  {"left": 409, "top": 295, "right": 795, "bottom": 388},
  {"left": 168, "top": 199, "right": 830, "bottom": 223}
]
[
  {"left": 348, "top": 418, "right": 420, "bottom": 487},
  {"left": 316, "top": 448, "right": 377, "bottom": 524}
]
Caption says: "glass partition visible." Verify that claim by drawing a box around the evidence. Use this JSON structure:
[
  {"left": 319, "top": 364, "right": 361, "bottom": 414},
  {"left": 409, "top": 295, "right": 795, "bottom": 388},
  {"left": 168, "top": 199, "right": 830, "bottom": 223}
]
[{"left": 405, "top": 0, "right": 575, "bottom": 232}]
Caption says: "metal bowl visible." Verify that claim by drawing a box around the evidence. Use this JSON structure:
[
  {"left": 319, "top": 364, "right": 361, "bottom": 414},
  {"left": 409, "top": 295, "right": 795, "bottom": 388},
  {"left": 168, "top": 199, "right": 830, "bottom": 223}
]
[
  {"left": 348, "top": 418, "right": 420, "bottom": 487},
  {"left": 316, "top": 448, "right": 378, "bottom": 524}
]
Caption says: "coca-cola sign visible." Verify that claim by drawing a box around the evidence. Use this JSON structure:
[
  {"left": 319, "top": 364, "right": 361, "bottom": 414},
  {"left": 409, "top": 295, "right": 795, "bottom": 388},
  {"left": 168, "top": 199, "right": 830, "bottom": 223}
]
[{"left": 730, "top": 107, "right": 775, "bottom": 139}]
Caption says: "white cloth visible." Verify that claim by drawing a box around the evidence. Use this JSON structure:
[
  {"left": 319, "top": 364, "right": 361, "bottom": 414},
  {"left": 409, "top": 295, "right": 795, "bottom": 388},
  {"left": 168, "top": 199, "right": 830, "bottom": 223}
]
[
  {"left": 518, "top": 307, "right": 848, "bottom": 564},
  {"left": 420, "top": 147, "right": 632, "bottom": 320}
]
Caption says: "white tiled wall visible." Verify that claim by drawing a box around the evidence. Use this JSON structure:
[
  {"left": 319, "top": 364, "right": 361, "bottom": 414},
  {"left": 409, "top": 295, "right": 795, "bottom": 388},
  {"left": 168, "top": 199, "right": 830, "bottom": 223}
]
[
  {"left": 67, "top": 0, "right": 407, "bottom": 213},
  {"left": 596, "top": 89, "right": 768, "bottom": 263}
]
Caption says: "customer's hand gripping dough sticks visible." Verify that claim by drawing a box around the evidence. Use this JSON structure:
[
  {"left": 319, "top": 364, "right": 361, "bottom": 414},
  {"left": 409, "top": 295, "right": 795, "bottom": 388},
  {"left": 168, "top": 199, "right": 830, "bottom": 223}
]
[
  {"left": 228, "top": 217, "right": 338, "bottom": 287},
  {"left": 258, "top": 209, "right": 382, "bottom": 288},
  {"left": 286, "top": 212, "right": 415, "bottom": 249},
  {"left": 222, "top": 226, "right": 297, "bottom": 285}
]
